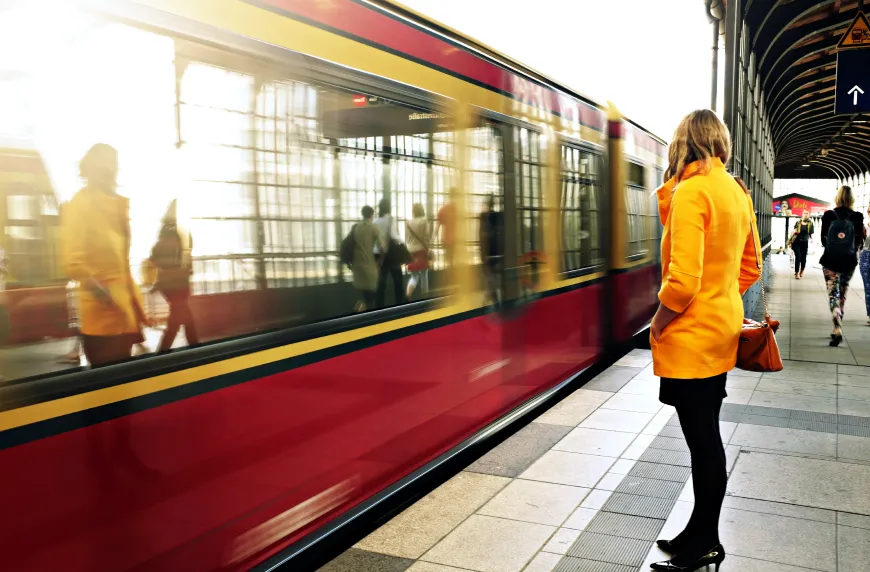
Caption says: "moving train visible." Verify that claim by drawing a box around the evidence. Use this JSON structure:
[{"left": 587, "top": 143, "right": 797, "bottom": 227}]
[{"left": 0, "top": 0, "right": 666, "bottom": 570}]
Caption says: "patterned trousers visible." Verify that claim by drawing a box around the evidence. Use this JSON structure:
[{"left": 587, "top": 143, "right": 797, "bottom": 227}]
[
  {"left": 860, "top": 251, "right": 870, "bottom": 317},
  {"left": 823, "top": 266, "right": 855, "bottom": 330}
]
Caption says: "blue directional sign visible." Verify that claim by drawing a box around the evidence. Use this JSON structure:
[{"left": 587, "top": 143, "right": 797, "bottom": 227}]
[{"left": 835, "top": 49, "right": 870, "bottom": 114}]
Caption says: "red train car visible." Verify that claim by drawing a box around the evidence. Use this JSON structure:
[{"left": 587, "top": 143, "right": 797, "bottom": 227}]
[{"left": 0, "top": 1, "right": 666, "bottom": 570}]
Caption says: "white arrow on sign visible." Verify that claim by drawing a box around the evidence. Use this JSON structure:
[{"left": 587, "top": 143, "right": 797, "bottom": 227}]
[{"left": 849, "top": 85, "right": 865, "bottom": 105}]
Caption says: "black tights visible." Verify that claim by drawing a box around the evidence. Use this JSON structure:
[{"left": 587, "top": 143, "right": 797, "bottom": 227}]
[
  {"left": 793, "top": 240, "right": 808, "bottom": 274},
  {"left": 672, "top": 390, "right": 726, "bottom": 562}
]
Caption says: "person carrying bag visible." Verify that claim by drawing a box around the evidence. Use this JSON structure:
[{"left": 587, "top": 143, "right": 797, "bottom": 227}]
[{"left": 405, "top": 203, "right": 432, "bottom": 298}]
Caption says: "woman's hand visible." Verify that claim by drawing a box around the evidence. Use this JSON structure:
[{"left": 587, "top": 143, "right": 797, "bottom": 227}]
[{"left": 651, "top": 303, "right": 679, "bottom": 341}]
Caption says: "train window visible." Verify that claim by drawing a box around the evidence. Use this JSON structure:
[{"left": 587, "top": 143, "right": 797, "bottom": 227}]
[
  {"left": 0, "top": 15, "right": 462, "bottom": 380},
  {"left": 466, "top": 124, "right": 504, "bottom": 267},
  {"left": 625, "top": 161, "right": 653, "bottom": 258},
  {"left": 514, "top": 127, "right": 543, "bottom": 256},
  {"left": 561, "top": 146, "right": 602, "bottom": 272}
]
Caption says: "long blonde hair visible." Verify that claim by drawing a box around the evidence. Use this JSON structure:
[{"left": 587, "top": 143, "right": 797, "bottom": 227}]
[
  {"left": 834, "top": 185, "right": 854, "bottom": 209},
  {"left": 665, "top": 110, "right": 731, "bottom": 184}
]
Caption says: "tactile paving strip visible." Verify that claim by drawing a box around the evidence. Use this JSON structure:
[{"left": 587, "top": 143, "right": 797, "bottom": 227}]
[
  {"left": 791, "top": 410, "right": 838, "bottom": 423},
  {"left": 628, "top": 461, "right": 692, "bottom": 482},
  {"left": 600, "top": 492, "right": 674, "bottom": 519},
  {"left": 585, "top": 511, "right": 666, "bottom": 541},
  {"left": 614, "top": 475, "right": 684, "bottom": 500},
  {"left": 658, "top": 425, "right": 685, "bottom": 439},
  {"left": 839, "top": 414, "right": 870, "bottom": 427},
  {"left": 566, "top": 532, "right": 652, "bottom": 567},
  {"left": 650, "top": 435, "right": 690, "bottom": 452},
  {"left": 740, "top": 413, "right": 790, "bottom": 427},
  {"left": 839, "top": 423, "right": 870, "bottom": 437},
  {"left": 553, "top": 557, "right": 636, "bottom": 572},
  {"left": 744, "top": 405, "right": 790, "bottom": 418},
  {"left": 638, "top": 448, "right": 692, "bottom": 467},
  {"left": 787, "top": 419, "right": 837, "bottom": 433}
]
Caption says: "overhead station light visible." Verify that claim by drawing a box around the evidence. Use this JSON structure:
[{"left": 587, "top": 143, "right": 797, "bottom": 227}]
[{"left": 802, "top": 164, "right": 811, "bottom": 167}]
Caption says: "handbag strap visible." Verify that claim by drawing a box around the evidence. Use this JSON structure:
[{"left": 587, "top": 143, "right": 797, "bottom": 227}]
[
  {"left": 405, "top": 221, "right": 430, "bottom": 250},
  {"left": 735, "top": 176, "right": 770, "bottom": 323}
]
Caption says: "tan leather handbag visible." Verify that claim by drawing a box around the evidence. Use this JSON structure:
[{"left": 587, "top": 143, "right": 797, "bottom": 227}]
[{"left": 735, "top": 177, "right": 783, "bottom": 372}]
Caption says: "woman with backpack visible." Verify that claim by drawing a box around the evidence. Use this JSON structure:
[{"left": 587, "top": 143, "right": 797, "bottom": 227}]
[{"left": 820, "top": 185, "right": 865, "bottom": 346}]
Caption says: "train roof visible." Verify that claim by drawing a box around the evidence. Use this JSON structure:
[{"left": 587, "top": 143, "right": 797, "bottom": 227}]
[{"left": 378, "top": 0, "right": 668, "bottom": 147}]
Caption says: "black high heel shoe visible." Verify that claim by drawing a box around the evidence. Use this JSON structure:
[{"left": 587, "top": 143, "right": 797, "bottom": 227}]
[
  {"left": 656, "top": 539, "right": 683, "bottom": 554},
  {"left": 830, "top": 333, "right": 843, "bottom": 347},
  {"left": 650, "top": 544, "right": 725, "bottom": 571}
]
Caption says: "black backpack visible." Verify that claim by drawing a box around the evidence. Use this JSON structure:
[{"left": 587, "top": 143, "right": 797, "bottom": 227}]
[
  {"left": 826, "top": 210, "right": 856, "bottom": 259},
  {"left": 340, "top": 224, "right": 357, "bottom": 266}
]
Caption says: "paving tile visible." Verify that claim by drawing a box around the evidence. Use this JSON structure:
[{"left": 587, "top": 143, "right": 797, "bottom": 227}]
[
  {"left": 729, "top": 424, "right": 837, "bottom": 456},
  {"left": 727, "top": 451, "right": 870, "bottom": 514},
  {"left": 839, "top": 512, "right": 870, "bottom": 529},
  {"left": 749, "top": 391, "right": 837, "bottom": 414},
  {"left": 552, "top": 428, "right": 636, "bottom": 458},
  {"left": 726, "top": 376, "right": 761, "bottom": 390},
  {"left": 608, "top": 458, "right": 636, "bottom": 474},
  {"left": 838, "top": 525, "right": 870, "bottom": 572},
  {"left": 721, "top": 495, "right": 836, "bottom": 523},
  {"left": 779, "top": 360, "right": 838, "bottom": 373},
  {"left": 657, "top": 425, "right": 685, "bottom": 439},
  {"left": 838, "top": 398, "right": 870, "bottom": 417},
  {"left": 837, "top": 373, "right": 870, "bottom": 387},
  {"left": 600, "top": 393, "right": 663, "bottom": 414},
  {"left": 649, "top": 435, "right": 690, "bottom": 452},
  {"left": 762, "top": 369, "right": 837, "bottom": 384},
  {"left": 593, "top": 472, "right": 625, "bottom": 492},
  {"left": 478, "top": 479, "right": 590, "bottom": 526},
  {"left": 707, "top": 554, "right": 830, "bottom": 571},
  {"left": 838, "top": 434, "right": 870, "bottom": 461},
  {"left": 319, "top": 549, "right": 414, "bottom": 572},
  {"left": 725, "top": 444, "right": 741, "bottom": 473},
  {"left": 521, "top": 552, "right": 561, "bottom": 572},
  {"left": 563, "top": 507, "right": 598, "bottom": 530},
  {"left": 520, "top": 451, "right": 614, "bottom": 488},
  {"left": 723, "top": 388, "right": 753, "bottom": 405},
  {"left": 612, "top": 355, "right": 651, "bottom": 368},
  {"left": 756, "top": 378, "right": 837, "bottom": 398},
  {"left": 421, "top": 515, "right": 555, "bottom": 572},
  {"left": 656, "top": 499, "right": 694, "bottom": 540},
  {"left": 720, "top": 421, "right": 738, "bottom": 443},
  {"left": 616, "top": 378, "right": 659, "bottom": 396},
  {"left": 552, "top": 558, "right": 635, "bottom": 572},
  {"left": 837, "top": 364, "right": 870, "bottom": 377},
  {"left": 579, "top": 489, "right": 612, "bottom": 510},
  {"left": 407, "top": 564, "right": 472, "bottom": 572},
  {"left": 467, "top": 423, "right": 573, "bottom": 478},
  {"left": 577, "top": 409, "right": 654, "bottom": 433},
  {"left": 729, "top": 369, "right": 764, "bottom": 379},
  {"left": 355, "top": 472, "right": 510, "bottom": 559},
  {"left": 839, "top": 385, "right": 870, "bottom": 401},
  {"left": 542, "top": 527, "right": 583, "bottom": 555},
  {"left": 678, "top": 478, "right": 694, "bottom": 502},
  {"left": 536, "top": 390, "right": 612, "bottom": 427},
  {"left": 720, "top": 507, "right": 836, "bottom": 571}
]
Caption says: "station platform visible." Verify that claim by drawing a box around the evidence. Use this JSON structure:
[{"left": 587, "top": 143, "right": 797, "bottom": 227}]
[{"left": 319, "top": 255, "right": 870, "bottom": 572}]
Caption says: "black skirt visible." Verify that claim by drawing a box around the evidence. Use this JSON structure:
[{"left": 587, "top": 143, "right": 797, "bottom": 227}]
[{"left": 659, "top": 373, "right": 728, "bottom": 407}]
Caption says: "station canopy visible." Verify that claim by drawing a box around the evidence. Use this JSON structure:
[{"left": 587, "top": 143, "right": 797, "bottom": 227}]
[{"left": 744, "top": 1, "right": 870, "bottom": 179}]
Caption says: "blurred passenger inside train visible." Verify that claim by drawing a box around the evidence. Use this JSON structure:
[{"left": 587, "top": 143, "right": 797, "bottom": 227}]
[
  {"left": 649, "top": 109, "right": 760, "bottom": 572},
  {"left": 59, "top": 280, "right": 83, "bottom": 365},
  {"left": 480, "top": 194, "right": 504, "bottom": 307},
  {"left": 820, "top": 185, "right": 864, "bottom": 346},
  {"left": 350, "top": 205, "right": 386, "bottom": 312},
  {"left": 435, "top": 196, "right": 456, "bottom": 268},
  {"left": 374, "top": 199, "right": 407, "bottom": 308},
  {"left": 60, "top": 143, "right": 149, "bottom": 367},
  {"left": 405, "top": 202, "right": 431, "bottom": 300},
  {"left": 150, "top": 199, "right": 198, "bottom": 352}
]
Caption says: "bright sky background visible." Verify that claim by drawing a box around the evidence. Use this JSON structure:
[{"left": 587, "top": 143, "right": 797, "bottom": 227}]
[{"left": 396, "top": 0, "right": 718, "bottom": 140}]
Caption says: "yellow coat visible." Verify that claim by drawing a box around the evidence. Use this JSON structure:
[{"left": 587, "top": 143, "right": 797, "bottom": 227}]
[
  {"left": 60, "top": 187, "right": 146, "bottom": 336},
  {"left": 651, "top": 158, "right": 761, "bottom": 379}
]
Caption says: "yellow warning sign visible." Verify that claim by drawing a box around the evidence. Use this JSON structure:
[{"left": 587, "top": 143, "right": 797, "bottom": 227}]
[{"left": 838, "top": 11, "right": 870, "bottom": 49}]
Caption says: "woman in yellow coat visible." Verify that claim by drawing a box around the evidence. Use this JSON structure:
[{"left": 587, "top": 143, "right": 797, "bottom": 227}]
[
  {"left": 61, "top": 144, "right": 148, "bottom": 367},
  {"left": 648, "top": 110, "right": 760, "bottom": 572}
]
